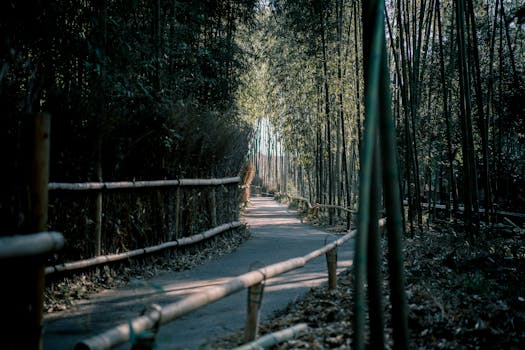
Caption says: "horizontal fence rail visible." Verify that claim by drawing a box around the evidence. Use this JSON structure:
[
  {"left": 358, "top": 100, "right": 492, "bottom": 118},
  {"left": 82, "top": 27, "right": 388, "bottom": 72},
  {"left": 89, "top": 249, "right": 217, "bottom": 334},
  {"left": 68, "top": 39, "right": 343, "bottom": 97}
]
[
  {"left": 48, "top": 177, "right": 241, "bottom": 191},
  {"left": 47, "top": 175, "right": 244, "bottom": 261},
  {"left": 277, "top": 193, "right": 357, "bottom": 213},
  {"left": 76, "top": 221, "right": 387, "bottom": 350},
  {"left": 282, "top": 193, "right": 525, "bottom": 220},
  {"left": 233, "top": 323, "right": 309, "bottom": 350},
  {"left": 314, "top": 203, "right": 357, "bottom": 213},
  {"left": 410, "top": 201, "right": 525, "bottom": 219},
  {"left": 45, "top": 222, "right": 242, "bottom": 275},
  {"left": 0, "top": 232, "right": 64, "bottom": 259}
]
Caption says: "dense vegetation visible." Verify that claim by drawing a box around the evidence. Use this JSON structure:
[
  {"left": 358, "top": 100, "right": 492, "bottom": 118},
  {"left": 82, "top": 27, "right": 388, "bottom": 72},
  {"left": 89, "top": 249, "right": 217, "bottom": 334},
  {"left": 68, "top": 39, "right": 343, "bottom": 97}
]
[
  {"left": 246, "top": 0, "right": 524, "bottom": 231},
  {"left": 1, "top": 0, "right": 258, "bottom": 257},
  {"left": 1, "top": 0, "right": 524, "bottom": 348},
  {"left": 1, "top": 0, "right": 257, "bottom": 181},
  {"left": 238, "top": 1, "right": 524, "bottom": 348}
]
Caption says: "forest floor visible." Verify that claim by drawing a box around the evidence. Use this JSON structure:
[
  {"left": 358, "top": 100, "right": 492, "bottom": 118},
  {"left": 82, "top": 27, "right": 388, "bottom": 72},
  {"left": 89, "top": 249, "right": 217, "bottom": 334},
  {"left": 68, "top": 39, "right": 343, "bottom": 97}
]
[
  {"left": 44, "top": 227, "right": 253, "bottom": 313},
  {"left": 217, "top": 208, "right": 525, "bottom": 349}
]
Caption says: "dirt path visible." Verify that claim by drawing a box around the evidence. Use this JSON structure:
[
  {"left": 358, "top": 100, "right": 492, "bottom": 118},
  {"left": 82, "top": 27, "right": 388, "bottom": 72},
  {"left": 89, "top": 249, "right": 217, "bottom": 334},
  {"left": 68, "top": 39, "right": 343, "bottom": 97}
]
[{"left": 43, "top": 197, "right": 355, "bottom": 349}]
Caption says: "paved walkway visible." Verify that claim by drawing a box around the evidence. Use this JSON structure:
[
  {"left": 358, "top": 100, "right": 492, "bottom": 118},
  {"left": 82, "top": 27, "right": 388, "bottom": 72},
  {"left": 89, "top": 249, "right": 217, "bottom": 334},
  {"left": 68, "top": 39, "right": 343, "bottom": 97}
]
[{"left": 43, "top": 197, "right": 355, "bottom": 349}]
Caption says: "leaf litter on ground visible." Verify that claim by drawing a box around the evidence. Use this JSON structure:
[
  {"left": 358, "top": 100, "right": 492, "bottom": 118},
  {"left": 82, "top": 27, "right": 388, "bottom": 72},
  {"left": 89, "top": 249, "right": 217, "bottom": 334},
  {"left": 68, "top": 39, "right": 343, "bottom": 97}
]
[
  {"left": 44, "top": 227, "right": 252, "bottom": 313},
  {"left": 215, "top": 216, "right": 524, "bottom": 349}
]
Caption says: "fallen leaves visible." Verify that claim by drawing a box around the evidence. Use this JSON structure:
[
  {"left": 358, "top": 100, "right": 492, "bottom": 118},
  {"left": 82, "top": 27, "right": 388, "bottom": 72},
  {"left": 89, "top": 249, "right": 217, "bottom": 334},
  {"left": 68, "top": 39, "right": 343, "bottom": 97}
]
[
  {"left": 44, "top": 227, "right": 251, "bottom": 313},
  {"left": 216, "top": 220, "right": 525, "bottom": 349}
]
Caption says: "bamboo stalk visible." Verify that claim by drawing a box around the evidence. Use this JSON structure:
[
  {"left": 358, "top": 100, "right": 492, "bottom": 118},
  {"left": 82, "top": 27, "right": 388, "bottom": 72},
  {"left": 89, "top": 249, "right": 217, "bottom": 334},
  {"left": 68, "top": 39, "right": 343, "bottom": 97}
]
[
  {"left": 3, "top": 113, "right": 53, "bottom": 350},
  {"left": 234, "top": 323, "right": 308, "bottom": 350},
  {"left": 45, "top": 222, "right": 242, "bottom": 275},
  {"left": 175, "top": 187, "right": 181, "bottom": 238},
  {"left": 94, "top": 192, "right": 103, "bottom": 256},
  {"left": 367, "top": 144, "right": 385, "bottom": 349},
  {"left": 209, "top": 188, "right": 217, "bottom": 227},
  {"left": 27, "top": 112, "right": 51, "bottom": 350},
  {"left": 378, "top": 7, "right": 409, "bottom": 348},
  {"left": 27, "top": 113, "right": 51, "bottom": 233},
  {"left": 0, "top": 232, "right": 64, "bottom": 259},
  {"left": 48, "top": 177, "right": 241, "bottom": 191},
  {"left": 355, "top": 0, "right": 386, "bottom": 348}
]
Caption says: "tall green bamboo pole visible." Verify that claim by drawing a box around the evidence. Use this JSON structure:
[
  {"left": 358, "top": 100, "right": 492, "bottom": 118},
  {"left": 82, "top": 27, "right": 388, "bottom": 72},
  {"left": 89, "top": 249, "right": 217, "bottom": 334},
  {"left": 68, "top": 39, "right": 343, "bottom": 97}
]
[
  {"left": 456, "top": 0, "right": 479, "bottom": 234},
  {"left": 378, "top": 21, "right": 409, "bottom": 350},
  {"left": 367, "top": 143, "right": 385, "bottom": 349},
  {"left": 354, "top": 0, "right": 384, "bottom": 348},
  {"left": 358, "top": 1, "right": 409, "bottom": 349}
]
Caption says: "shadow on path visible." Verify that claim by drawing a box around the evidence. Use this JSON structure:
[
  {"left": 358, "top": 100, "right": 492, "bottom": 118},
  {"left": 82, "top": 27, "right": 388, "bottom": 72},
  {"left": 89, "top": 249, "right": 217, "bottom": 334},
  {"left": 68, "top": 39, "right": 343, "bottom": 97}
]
[{"left": 43, "top": 197, "right": 354, "bottom": 349}]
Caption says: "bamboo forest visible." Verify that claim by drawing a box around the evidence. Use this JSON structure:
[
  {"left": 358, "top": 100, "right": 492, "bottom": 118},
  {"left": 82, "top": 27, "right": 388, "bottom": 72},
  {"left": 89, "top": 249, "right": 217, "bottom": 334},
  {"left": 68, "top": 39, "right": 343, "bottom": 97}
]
[{"left": 0, "top": 0, "right": 524, "bottom": 349}]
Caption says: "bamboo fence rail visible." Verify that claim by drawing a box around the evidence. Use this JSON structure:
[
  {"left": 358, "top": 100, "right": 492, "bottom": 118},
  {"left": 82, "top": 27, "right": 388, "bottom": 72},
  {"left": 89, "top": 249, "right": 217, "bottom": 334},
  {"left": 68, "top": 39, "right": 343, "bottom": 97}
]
[
  {"left": 76, "top": 220, "right": 386, "bottom": 350},
  {"left": 277, "top": 193, "right": 358, "bottom": 214},
  {"left": 0, "top": 232, "right": 64, "bottom": 259},
  {"left": 280, "top": 193, "right": 525, "bottom": 220},
  {"left": 48, "top": 177, "right": 241, "bottom": 191},
  {"left": 402, "top": 200, "right": 525, "bottom": 219},
  {"left": 233, "top": 323, "right": 308, "bottom": 350},
  {"left": 315, "top": 203, "right": 357, "bottom": 213},
  {"left": 48, "top": 176, "right": 242, "bottom": 260},
  {"left": 45, "top": 222, "right": 242, "bottom": 275},
  {"left": 275, "top": 193, "right": 313, "bottom": 209}
]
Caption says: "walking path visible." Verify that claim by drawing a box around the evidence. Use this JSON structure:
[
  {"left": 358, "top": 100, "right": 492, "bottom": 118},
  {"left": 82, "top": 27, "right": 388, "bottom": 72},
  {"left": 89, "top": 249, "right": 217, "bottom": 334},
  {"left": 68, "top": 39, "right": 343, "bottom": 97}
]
[{"left": 43, "top": 197, "right": 355, "bottom": 349}]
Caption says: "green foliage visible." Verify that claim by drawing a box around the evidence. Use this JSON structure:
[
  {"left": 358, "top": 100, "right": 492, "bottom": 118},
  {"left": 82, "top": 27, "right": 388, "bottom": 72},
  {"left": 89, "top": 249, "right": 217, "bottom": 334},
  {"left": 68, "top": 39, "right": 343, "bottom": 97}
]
[
  {"left": 0, "top": 0, "right": 257, "bottom": 183},
  {"left": 0, "top": 0, "right": 257, "bottom": 261}
]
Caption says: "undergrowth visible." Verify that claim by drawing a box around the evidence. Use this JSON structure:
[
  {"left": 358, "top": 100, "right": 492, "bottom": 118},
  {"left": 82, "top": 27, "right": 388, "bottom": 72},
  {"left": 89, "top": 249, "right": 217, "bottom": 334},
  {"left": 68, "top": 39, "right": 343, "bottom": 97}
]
[
  {"left": 215, "top": 207, "right": 525, "bottom": 349},
  {"left": 44, "top": 226, "right": 251, "bottom": 313}
]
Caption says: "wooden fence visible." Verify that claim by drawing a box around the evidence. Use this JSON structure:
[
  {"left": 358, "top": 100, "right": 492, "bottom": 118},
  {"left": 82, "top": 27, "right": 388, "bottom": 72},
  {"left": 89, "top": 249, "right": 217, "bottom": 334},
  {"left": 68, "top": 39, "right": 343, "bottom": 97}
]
[
  {"left": 1, "top": 113, "right": 249, "bottom": 349},
  {"left": 275, "top": 193, "right": 357, "bottom": 229},
  {"left": 45, "top": 222, "right": 242, "bottom": 275},
  {"left": 76, "top": 220, "right": 387, "bottom": 350},
  {"left": 48, "top": 176, "right": 243, "bottom": 267},
  {"left": 276, "top": 192, "right": 525, "bottom": 228}
]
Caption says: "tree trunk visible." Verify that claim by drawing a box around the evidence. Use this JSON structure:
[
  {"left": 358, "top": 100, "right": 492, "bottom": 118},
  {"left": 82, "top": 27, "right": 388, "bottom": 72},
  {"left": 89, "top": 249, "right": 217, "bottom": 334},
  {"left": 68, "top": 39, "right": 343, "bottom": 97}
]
[
  {"left": 456, "top": 0, "right": 480, "bottom": 235},
  {"left": 319, "top": 4, "right": 334, "bottom": 224},
  {"left": 436, "top": 0, "right": 459, "bottom": 218}
]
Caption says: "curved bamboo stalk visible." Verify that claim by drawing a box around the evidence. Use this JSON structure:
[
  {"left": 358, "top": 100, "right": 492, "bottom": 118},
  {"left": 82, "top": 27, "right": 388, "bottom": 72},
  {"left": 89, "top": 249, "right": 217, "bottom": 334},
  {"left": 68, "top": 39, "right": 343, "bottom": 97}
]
[
  {"left": 48, "top": 177, "right": 241, "bottom": 191},
  {"left": 45, "top": 222, "right": 242, "bottom": 275},
  {"left": 0, "top": 232, "right": 64, "bottom": 259}
]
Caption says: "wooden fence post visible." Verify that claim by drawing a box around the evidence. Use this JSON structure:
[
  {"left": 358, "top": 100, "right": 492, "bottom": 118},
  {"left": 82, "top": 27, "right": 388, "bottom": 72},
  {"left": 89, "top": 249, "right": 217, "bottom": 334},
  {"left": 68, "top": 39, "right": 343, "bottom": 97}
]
[
  {"left": 326, "top": 248, "right": 338, "bottom": 291},
  {"left": 174, "top": 187, "right": 181, "bottom": 238},
  {"left": 2, "top": 113, "right": 51, "bottom": 350},
  {"left": 210, "top": 187, "right": 217, "bottom": 227},
  {"left": 95, "top": 191, "right": 102, "bottom": 256},
  {"left": 245, "top": 281, "right": 265, "bottom": 342}
]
